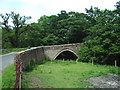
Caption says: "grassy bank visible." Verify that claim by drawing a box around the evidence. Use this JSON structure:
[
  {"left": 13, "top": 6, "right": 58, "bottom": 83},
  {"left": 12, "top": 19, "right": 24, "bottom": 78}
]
[
  {"left": 22, "top": 60, "right": 119, "bottom": 88},
  {"left": 2, "top": 64, "right": 16, "bottom": 88},
  {"left": 1, "top": 48, "right": 27, "bottom": 55},
  {"left": 0, "top": 72, "right": 2, "bottom": 89}
]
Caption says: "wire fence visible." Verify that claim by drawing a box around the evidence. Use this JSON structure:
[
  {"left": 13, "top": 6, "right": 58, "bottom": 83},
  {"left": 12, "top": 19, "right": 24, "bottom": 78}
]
[{"left": 14, "top": 61, "right": 22, "bottom": 89}]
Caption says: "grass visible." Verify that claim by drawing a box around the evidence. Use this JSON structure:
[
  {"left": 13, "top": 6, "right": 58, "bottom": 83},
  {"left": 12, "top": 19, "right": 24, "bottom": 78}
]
[
  {"left": 22, "top": 60, "right": 119, "bottom": 88},
  {"left": 2, "top": 64, "right": 16, "bottom": 88},
  {"left": 0, "top": 72, "right": 2, "bottom": 89},
  {"left": 1, "top": 48, "right": 27, "bottom": 55}
]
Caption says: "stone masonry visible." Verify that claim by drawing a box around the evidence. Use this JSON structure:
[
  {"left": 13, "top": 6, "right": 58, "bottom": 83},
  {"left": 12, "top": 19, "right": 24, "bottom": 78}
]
[{"left": 14, "top": 43, "right": 83, "bottom": 70}]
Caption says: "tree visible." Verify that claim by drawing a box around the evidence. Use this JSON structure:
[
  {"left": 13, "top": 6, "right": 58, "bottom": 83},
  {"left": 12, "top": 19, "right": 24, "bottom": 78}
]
[
  {"left": 0, "top": 12, "right": 31, "bottom": 48},
  {"left": 19, "top": 23, "right": 44, "bottom": 47},
  {"left": 114, "top": 1, "right": 120, "bottom": 16},
  {"left": 79, "top": 4, "right": 120, "bottom": 66},
  {"left": 58, "top": 11, "right": 92, "bottom": 43}
]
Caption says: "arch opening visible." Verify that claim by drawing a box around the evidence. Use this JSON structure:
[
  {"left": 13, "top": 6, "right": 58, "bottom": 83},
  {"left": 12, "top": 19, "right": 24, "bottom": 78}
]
[{"left": 55, "top": 51, "right": 77, "bottom": 60}]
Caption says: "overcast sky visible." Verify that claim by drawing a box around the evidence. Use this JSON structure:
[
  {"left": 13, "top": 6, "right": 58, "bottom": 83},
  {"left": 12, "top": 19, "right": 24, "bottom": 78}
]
[{"left": 0, "top": 0, "right": 119, "bottom": 23}]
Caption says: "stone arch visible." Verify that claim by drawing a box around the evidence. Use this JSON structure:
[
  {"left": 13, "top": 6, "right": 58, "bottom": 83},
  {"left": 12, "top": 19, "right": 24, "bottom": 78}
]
[{"left": 53, "top": 48, "right": 78, "bottom": 60}]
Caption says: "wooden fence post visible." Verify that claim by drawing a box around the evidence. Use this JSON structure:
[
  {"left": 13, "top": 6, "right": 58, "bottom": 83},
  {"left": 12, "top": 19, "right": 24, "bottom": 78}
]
[
  {"left": 14, "top": 61, "right": 22, "bottom": 90},
  {"left": 115, "top": 60, "right": 117, "bottom": 67},
  {"left": 92, "top": 60, "right": 94, "bottom": 65},
  {"left": 19, "top": 62, "right": 22, "bottom": 89}
]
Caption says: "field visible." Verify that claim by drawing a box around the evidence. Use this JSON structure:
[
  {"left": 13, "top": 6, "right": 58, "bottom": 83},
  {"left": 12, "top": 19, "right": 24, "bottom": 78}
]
[
  {"left": 2, "top": 64, "right": 16, "bottom": 88},
  {"left": 1, "top": 60, "right": 119, "bottom": 88},
  {"left": 0, "top": 72, "right": 2, "bottom": 89},
  {"left": 22, "top": 60, "right": 119, "bottom": 88}
]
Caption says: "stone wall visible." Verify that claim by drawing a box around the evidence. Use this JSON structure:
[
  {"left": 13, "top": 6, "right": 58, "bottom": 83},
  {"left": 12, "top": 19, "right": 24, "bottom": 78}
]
[
  {"left": 43, "top": 43, "right": 83, "bottom": 60},
  {"left": 14, "top": 47, "right": 45, "bottom": 70},
  {"left": 14, "top": 43, "right": 82, "bottom": 70}
]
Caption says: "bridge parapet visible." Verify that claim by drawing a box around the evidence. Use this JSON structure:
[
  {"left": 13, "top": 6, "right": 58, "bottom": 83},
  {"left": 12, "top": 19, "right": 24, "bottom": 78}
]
[
  {"left": 14, "top": 43, "right": 83, "bottom": 70},
  {"left": 43, "top": 43, "right": 83, "bottom": 60},
  {"left": 14, "top": 47, "right": 45, "bottom": 70}
]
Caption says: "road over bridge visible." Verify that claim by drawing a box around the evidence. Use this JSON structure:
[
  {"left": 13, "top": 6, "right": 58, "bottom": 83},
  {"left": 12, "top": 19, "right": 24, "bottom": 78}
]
[{"left": 14, "top": 43, "right": 83, "bottom": 70}]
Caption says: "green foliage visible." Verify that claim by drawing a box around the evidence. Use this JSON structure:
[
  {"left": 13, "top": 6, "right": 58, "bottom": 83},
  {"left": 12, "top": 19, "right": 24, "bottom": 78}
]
[
  {"left": 22, "top": 60, "right": 119, "bottom": 88},
  {"left": 1, "top": 11, "right": 31, "bottom": 48},
  {"left": 1, "top": 10, "right": 93, "bottom": 48},
  {"left": 1, "top": 1, "right": 120, "bottom": 66},
  {"left": 0, "top": 72, "right": 2, "bottom": 89},
  {"left": 2, "top": 64, "right": 16, "bottom": 88},
  {"left": 78, "top": 1, "right": 120, "bottom": 66},
  {"left": 0, "top": 29, "right": 2, "bottom": 55},
  {"left": 78, "top": 46, "right": 90, "bottom": 62},
  {"left": 57, "top": 12, "right": 92, "bottom": 43},
  {"left": 1, "top": 48, "right": 27, "bottom": 55},
  {"left": 26, "top": 59, "right": 37, "bottom": 71}
]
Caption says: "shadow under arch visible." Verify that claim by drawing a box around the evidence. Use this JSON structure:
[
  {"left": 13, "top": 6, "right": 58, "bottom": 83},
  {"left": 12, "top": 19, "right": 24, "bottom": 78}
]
[{"left": 53, "top": 49, "right": 78, "bottom": 60}]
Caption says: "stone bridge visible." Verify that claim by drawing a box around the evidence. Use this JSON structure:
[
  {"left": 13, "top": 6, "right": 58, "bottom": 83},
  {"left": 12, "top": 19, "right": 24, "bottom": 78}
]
[{"left": 14, "top": 43, "right": 83, "bottom": 70}]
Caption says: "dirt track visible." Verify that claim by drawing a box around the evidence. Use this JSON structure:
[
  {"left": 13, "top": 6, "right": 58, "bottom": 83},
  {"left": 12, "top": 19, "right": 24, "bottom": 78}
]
[{"left": 87, "top": 73, "right": 120, "bottom": 88}]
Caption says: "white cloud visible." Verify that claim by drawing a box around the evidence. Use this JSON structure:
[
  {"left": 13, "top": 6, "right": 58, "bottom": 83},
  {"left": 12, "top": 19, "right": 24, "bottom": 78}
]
[{"left": 0, "top": 0, "right": 119, "bottom": 22}]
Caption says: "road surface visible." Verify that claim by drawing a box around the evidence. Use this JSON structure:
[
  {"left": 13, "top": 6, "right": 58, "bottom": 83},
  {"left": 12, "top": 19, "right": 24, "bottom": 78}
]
[{"left": 0, "top": 53, "right": 16, "bottom": 71}]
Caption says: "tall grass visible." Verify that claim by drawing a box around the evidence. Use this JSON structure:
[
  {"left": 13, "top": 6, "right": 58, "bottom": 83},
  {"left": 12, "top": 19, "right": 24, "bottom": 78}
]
[
  {"left": 2, "top": 60, "right": 119, "bottom": 88},
  {"left": 25, "top": 58, "right": 49, "bottom": 71},
  {"left": 0, "top": 72, "right": 2, "bottom": 89},
  {"left": 26, "top": 59, "right": 37, "bottom": 71},
  {"left": 2, "top": 64, "right": 16, "bottom": 88},
  {"left": 22, "top": 60, "right": 119, "bottom": 88}
]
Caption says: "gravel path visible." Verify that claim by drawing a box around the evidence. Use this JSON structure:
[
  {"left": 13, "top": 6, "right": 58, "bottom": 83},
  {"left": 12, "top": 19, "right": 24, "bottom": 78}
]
[{"left": 87, "top": 73, "right": 120, "bottom": 88}]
